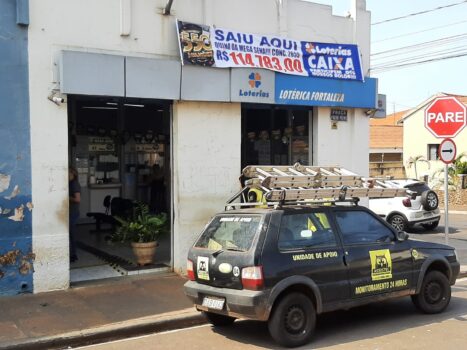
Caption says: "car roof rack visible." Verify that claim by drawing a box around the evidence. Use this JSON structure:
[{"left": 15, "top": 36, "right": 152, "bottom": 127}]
[{"left": 225, "top": 163, "right": 409, "bottom": 210}]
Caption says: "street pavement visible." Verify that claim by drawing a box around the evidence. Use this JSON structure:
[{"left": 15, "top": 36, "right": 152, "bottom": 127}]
[
  {"left": 409, "top": 214, "right": 467, "bottom": 264},
  {"left": 76, "top": 277, "right": 467, "bottom": 350},
  {"left": 0, "top": 213, "right": 465, "bottom": 350}
]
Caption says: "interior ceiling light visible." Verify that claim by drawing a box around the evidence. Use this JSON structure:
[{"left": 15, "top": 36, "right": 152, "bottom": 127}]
[
  {"left": 124, "top": 104, "right": 145, "bottom": 108},
  {"left": 82, "top": 106, "right": 118, "bottom": 110}
]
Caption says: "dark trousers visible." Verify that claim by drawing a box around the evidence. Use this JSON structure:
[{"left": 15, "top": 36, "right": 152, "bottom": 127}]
[{"left": 69, "top": 211, "right": 80, "bottom": 259}]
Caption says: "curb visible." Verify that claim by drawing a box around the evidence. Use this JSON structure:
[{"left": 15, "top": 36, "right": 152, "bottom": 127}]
[
  {"left": 0, "top": 308, "right": 207, "bottom": 350},
  {"left": 440, "top": 210, "right": 467, "bottom": 215}
]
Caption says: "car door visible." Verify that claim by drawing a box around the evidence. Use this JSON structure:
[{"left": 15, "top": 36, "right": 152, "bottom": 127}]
[
  {"left": 332, "top": 207, "right": 413, "bottom": 298},
  {"left": 271, "top": 208, "right": 350, "bottom": 304}
]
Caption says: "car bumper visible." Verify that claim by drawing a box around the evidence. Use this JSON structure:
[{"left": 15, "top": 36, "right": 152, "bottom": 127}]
[
  {"left": 407, "top": 210, "right": 440, "bottom": 224},
  {"left": 184, "top": 281, "right": 271, "bottom": 321}
]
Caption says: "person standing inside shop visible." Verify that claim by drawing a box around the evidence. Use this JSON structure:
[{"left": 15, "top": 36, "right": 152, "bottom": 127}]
[{"left": 69, "top": 167, "right": 81, "bottom": 263}]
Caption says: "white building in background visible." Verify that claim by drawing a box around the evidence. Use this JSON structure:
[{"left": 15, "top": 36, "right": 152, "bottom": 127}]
[
  {"left": 2, "top": 0, "right": 376, "bottom": 295},
  {"left": 398, "top": 93, "right": 467, "bottom": 185}
]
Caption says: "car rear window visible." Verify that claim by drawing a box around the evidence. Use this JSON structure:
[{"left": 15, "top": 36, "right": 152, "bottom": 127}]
[
  {"left": 405, "top": 183, "right": 430, "bottom": 195},
  {"left": 194, "top": 215, "right": 263, "bottom": 252}
]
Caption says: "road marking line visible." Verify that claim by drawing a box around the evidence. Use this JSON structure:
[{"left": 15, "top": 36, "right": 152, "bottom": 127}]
[
  {"left": 75, "top": 324, "right": 211, "bottom": 349},
  {"left": 456, "top": 277, "right": 467, "bottom": 282},
  {"left": 158, "top": 324, "right": 210, "bottom": 335}
]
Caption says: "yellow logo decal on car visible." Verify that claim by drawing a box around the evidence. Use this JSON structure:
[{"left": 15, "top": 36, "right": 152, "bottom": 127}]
[{"left": 369, "top": 249, "right": 392, "bottom": 281}]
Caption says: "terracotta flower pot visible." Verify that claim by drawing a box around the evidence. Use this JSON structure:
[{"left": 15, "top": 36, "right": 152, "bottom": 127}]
[{"left": 131, "top": 241, "right": 157, "bottom": 266}]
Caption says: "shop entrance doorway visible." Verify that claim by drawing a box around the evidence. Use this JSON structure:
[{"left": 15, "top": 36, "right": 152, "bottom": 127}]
[
  {"left": 241, "top": 105, "right": 312, "bottom": 169},
  {"left": 67, "top": 95, "right": 172, "bottom": 283}
]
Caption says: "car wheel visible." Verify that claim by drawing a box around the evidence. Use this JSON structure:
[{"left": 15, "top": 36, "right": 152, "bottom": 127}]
[
  {"left": 421, "top": 190, "right": 439, "bottom": 211},
  {"left": 268, "top": 292, "right": 316, "bottom": 348},
  {"left": 203, "top": 311, "right": 236, "bottom": 327},
  {"left": 388, "top": 214, "right": 408, "bottom": 232},
  {"left": 411, "top": 271, "right": 451, "bottom": 314},
  {"left": 421, "top": 221, "right": 439, "bottom": 230}
]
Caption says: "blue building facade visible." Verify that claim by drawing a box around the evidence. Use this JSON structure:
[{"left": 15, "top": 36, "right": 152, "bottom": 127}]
[{"left": 0, "top": 0, "right": 34, "bottom": 295}]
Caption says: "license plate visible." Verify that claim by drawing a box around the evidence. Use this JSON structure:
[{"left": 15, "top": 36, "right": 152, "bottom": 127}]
[{"left": 202, "top": 296, "right": 225, "bottom": 310}]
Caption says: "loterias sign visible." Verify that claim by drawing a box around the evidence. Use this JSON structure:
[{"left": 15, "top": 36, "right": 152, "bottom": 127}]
[{"left": 176, "top": 20, "right": 364, "bottom": 82}]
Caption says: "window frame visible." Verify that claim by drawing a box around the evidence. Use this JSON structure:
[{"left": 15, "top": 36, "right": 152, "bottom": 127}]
[{"left": 427, "top": 143, "right": 440, "bottom": 161}]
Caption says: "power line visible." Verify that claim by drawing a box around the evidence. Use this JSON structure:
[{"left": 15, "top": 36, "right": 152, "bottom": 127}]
[
  {"left": 372, "top": 20, "right": 467, "bottom": 43},
  {"left": 372, "top": 49, "right": 467, "bottom": 70},
  {"left": 372, "top": 45, "right": 467, "bottom": 66},
  {"left": 370, "top": 52, "right": 467, "bottom": 73},
  {"left": 372, "top": 0, "right": 467, "bottom": 25},
  {"left": 371, "top": 33, "right": 467, "bottom": 56},
  {"left": 372, "top": 43, "right": 467, "bottom": 62}
]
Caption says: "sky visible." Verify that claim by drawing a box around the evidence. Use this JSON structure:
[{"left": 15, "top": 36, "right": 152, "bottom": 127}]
[{"left": 309, "top": 0, "right": 467, "bottom": 113}]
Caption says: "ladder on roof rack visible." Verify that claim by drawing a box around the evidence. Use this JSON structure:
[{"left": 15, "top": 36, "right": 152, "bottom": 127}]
[{"left": 226, "top": 163, "right": 408, "bottom": 210}]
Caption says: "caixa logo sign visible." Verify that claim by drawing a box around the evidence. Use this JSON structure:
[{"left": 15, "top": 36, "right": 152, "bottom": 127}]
[{"left": 239, "top": 72, "right": 270, "bottom": 98}]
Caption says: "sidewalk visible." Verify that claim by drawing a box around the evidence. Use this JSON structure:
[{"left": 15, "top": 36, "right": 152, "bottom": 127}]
[
  {"left": 1, "top": 269, "right": 467, "bottom": 350},
  {"left": 0, "top": 273, "right": 205, "bottom": 350}
]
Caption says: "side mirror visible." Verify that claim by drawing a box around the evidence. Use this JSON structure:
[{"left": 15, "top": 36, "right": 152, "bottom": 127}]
[{"left": 396, "top": 231, "right": 409, "bottom": 241}]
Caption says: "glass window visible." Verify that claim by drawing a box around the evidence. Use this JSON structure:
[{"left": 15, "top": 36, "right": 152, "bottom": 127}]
[
  {"left": 405, "top": 183, "right": 430, "bottom": 196},
  {"left": 195, "top": 215, "right": 263, "bottom": 252},
  {"left": 335, "top": 210, "right": 394, "bottom": 245},
  {"left": 428, "top": 144, "right": 439, "bottom": 161},
  {"left": 241, "top": 107, "right": 310, "bottom": 169},
  {"left": 279, "top": 212, "right": 336, "bottom": 250}
]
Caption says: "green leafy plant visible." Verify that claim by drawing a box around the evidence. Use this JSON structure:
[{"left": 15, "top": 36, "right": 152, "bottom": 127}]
[
  {"left": 431, "top": 152, "right": 467, "bottom": 190},
  {"left": 406, "top": 155, "right": 430, "bottom": 179},
  {"left": 112, "top": 202, "right": 168, "bottom": 243},
  {"left": 453, "top": 152, "right": 467, "bottom": 175}
]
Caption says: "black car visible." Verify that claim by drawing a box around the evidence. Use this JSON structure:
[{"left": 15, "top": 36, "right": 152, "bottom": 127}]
[{"left": 184, "top": 204, "right": 459, "bottom": 348}]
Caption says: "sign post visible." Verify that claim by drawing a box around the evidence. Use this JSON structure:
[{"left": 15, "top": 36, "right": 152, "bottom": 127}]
[
  {"left": 424, "top": 96, "right": 465, "bottom": 246},
  {"left": 438, "top": 138, "right": 457, "bottom": 245}
]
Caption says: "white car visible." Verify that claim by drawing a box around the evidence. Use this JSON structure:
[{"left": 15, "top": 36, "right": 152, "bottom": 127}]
[{"left": 369, "top": 179, "right": 440, "bottom": 232}]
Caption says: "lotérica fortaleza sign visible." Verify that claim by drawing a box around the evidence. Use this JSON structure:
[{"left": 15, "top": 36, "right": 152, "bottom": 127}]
[{"left": 176, "top": 20, "right": 364, "bottom": 82}]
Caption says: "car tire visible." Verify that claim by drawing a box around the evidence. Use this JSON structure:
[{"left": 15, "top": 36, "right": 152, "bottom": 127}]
[
  {"left": 388, "top": 214, "right": 408, "bottom": 232},
  {"left": 421, "top": 190, "right": 439, "bottom": 211},
  {"left": 421, "top": 221, "right": 439, "bottom": 230},
  {"left": 268, "top": 292, "right": 316, "bottom": 348},
  {"left": 203, "top": 311, "right": 236, "bottom": 327},
  {"left": 411, "top": 270, "right": 451, "bottom": 314}
]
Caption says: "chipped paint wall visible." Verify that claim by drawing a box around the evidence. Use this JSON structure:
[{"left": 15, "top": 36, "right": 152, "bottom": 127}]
[{"left": 0, "top": 0, "right": 35, "bottom": 295}]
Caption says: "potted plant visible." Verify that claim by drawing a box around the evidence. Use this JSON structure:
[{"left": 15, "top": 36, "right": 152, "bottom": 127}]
[{"left": 112, "top": 202, "right": 168, "bottom": 266}]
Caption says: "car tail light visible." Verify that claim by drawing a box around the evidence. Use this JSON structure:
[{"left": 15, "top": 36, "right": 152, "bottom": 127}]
[
  {"left": 241, "top": 266, "right": 264, "bottom": 290},
  {"left": 187, "top": 259, "right": 195, "bottom": 281},
  {"left": 402, "top": 197, "right": 412, "bottom": 207}
]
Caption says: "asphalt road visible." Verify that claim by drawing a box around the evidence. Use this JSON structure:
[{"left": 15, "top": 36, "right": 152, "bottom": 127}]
[
  {"left": 78, "top": 277, "right": 467, "bottom": 349},
  {"left": 408, "top": 213, "right": 467, "bottom": 265}
]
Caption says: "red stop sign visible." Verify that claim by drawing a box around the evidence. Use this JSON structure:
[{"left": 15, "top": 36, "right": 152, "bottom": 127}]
[{"left": 425, "top": 96, "right": 466, "bottom": 138}]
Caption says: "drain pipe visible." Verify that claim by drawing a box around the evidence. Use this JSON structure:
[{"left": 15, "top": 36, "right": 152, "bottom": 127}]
[{"left": 163, "top": 0, "right": 174, "bottom": 15}]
